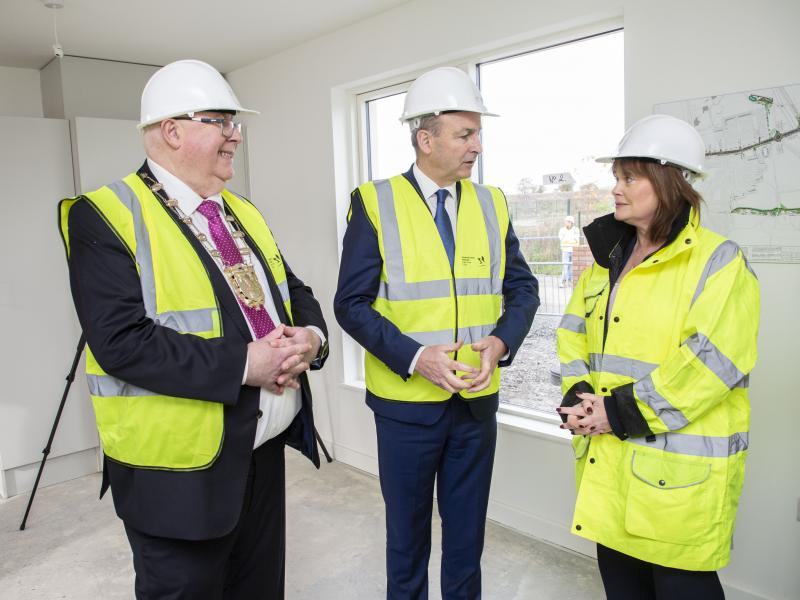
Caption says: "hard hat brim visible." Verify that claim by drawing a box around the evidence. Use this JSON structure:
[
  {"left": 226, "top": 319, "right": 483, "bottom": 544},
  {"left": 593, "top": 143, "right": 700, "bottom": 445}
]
[
  {"left": 596, "top": 153, "right": 706, "bottom": 177},
  {"left": 137, "top": 106, "right": 260, "bottom": 130},
  {"left": 400, "top": 109, "right": 499, "bottom": 123}
]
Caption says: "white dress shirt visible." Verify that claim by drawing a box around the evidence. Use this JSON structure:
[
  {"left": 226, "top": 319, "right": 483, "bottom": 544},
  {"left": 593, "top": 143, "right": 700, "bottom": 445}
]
[{"left": 148, "top": 159, "right": 319, "bottom": 448}]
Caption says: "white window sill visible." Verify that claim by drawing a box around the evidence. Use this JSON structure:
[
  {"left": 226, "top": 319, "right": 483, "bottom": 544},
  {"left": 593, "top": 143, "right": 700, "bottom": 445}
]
[
  {"left": 339, "top": 379, "right": 366, "bottom": 394},
  {"left": 497, "top": 404, "right": 571, "bottom": 443},
  {"left": 339, "top": 379, "right": 570, "bottom": 444}
]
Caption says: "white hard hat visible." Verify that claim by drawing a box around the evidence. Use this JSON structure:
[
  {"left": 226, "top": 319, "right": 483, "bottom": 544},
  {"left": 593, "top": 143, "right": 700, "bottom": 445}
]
[
  {"left": 400, "top": 66, "right": 498, "bottom": 123},
  {"left": 596, "top": 114, "right": 706, "bottom": 176},
  {"left": 138, "top": 59, "right": 259, "bottom": 129}
]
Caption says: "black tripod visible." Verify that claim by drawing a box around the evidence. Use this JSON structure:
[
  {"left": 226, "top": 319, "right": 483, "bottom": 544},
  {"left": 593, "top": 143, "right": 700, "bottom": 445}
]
[
  {"left": 19, "top": 334, "right": 332, "bottom": 531},
  {"left": 19, "top": 334, "right": 85, "bottom": 530}
]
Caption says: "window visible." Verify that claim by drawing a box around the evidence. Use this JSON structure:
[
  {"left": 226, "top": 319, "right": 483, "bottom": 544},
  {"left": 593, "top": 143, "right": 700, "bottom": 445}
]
[
  {"left": 363, "top": 90, "right": 413, "bottom": 180},
  {"left": 478, "top": 30, "right": 624, "bottom": 414},
  {"left": 346, "top": 30, "right": 624, "bottom": 415}
]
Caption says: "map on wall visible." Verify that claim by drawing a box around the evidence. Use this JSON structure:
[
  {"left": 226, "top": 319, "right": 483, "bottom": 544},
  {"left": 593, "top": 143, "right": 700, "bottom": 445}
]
[{"left": 656, "top": 83, "right": 800, "bottom": 263}]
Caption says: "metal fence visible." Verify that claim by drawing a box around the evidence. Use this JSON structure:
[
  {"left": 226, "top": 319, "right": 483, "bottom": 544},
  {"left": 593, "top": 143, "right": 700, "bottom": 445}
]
[{"left": 518, "top": 235, "right": 595, "bottom": 316}]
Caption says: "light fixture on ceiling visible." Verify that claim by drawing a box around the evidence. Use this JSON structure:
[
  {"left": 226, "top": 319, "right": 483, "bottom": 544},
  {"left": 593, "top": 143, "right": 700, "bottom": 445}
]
[{"left": 43, "top": 0, "right": 65, "bottom": 58}]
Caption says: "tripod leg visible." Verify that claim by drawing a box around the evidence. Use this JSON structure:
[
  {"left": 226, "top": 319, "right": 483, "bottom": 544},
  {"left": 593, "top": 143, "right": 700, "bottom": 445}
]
[
  {"left": 314, "top": 427, "right": 333, "bottom": 463},
  {"left": 19, "top": 333, "right": 86, "bottom": 530}
]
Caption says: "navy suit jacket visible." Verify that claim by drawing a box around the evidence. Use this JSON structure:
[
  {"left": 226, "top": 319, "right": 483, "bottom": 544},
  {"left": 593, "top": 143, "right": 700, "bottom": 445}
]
[
  {"left": 334, "top": 167, "right": 539, "bottom": 424},
  {"left": 65, "top": 162, "right": 328, "bottom": 541}
]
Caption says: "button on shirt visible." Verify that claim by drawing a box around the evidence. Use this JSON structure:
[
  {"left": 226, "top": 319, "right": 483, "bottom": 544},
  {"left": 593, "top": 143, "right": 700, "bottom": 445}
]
[{"left": 148, "top": 159, "right": 309, "bottom": 448}]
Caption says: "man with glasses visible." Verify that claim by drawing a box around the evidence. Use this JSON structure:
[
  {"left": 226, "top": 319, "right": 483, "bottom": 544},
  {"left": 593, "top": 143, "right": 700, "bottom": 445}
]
[{"left": 58, "top": 59, "right": 328, "bottom": 599}]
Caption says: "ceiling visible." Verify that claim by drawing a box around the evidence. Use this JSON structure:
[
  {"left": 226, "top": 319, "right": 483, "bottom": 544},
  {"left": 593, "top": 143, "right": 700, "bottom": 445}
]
[{"left": 0, "top": 0, "right": 412, "bottom": 72}]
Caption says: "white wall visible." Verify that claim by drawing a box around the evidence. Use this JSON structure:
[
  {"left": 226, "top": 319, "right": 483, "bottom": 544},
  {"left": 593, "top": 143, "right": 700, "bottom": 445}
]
[
  {"left": 0, "top": 65, "right": 43, "bottom": 117},
  {"left": 228, "top": 1, "right": 800, "bottom": 598},
  {"left": 42, "top": 56, "right": 159, "bottom": 120},
  {"left": 0, "top": 116, "right": 99, "bottom": 500}
]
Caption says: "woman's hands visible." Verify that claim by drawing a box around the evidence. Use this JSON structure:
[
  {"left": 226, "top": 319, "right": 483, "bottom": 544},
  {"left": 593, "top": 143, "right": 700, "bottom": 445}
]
[{"left": 556, "top": 392, "right": 612, "bottom": 436}]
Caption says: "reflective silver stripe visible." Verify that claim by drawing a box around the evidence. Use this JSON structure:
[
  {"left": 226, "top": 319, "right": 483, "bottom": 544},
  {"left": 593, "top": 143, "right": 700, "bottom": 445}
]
[
  {"left": 376, "top": 279, "right": 451, "bottom": 301},
  {"left": 403, "top": 324, "right": 493, "bottom": 346},
  {"left": 561, "top": 359, "right": 590, "bottom": 378},
  {"left": 474, "top": 184, "right": 503, "bottom": 294},
  {"left": 374, "top": 179, "right": 405, "bottom": 285},
  {"left": 277, "top": 280, "right": 290, "bottom": 304},
  {"left": 735, "top": 374, "right": 749, "bottom": 389},
  {"left": 109, "top": 180, "right": 216, "bottom": 335},
  {"left": 633, "top": 373, "right": 689, "bottom": 430},
  {"left": 377, "top": 277, "right": 496, "bottom": 300},
  {"left": 691, "top": 240, "right": 740, "bottom": 305},
  {"left": 458, "top": 324, "right": 495, "bottom": 344},
  {"left": 404, "top": 329, "right": 454, "bottom": 346},
  {"left": 87, "top": 374, "right": 158, "bottom": 398},
  {"left": 685, "top": 332, "right": 746, "bottom": 389},
  {"left": 628, "top": 431, "right": 749, "bottom": 458},
  {"left": 455, "top": 277, "right": 499, "bottom": 296},
  {"left": 589, "top": 353, "right": 657, "bottom": 380},
  {"left": 559, "top": 314, "right": 586, "bottom": 334},
  {"left": 109, "top": 180, "right": 158, "bottom": 320},
  {"left": 155, "top": 308, "right": 214, "bottom": 334}
]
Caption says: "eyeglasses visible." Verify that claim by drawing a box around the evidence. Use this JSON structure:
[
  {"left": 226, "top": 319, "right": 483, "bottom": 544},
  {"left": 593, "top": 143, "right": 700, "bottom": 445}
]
[{"left": 173, "top": 115, "right": 242, "bottom": 139}]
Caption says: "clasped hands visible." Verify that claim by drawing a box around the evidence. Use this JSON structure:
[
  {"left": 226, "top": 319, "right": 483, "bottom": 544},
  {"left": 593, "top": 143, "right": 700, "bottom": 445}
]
[
  {"left": 244, "top": 324, "right": 320, "bottom": 394},
  {"left": 414, "top": 335, "right": 507, "bottom": 394},
  {"left": 556, "top": 392, "right": 612, "bottom": 436}
]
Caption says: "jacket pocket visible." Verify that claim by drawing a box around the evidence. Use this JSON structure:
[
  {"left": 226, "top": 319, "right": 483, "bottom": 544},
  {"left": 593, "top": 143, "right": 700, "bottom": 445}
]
[
  {"left": 572, "top": 435, "right": 590, "bottom": 459},
  {"left": 624, "top": 451, "right": 719, "bottom": 546},
  {"left": 572, "top": 436, "right": 590, "bottom": 488},
  {"left": 582, "top": 280, "right": 608, "bottom": 318}
]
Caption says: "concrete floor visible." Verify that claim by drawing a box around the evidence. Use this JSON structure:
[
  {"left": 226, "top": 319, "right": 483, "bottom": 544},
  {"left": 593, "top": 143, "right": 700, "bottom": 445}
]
[{"left": 0, "top": 452, "right": 603, "bottom": 599}]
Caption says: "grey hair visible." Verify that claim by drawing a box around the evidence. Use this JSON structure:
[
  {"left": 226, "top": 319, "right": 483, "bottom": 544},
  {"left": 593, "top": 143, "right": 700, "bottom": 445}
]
[{"left": 410, "top": 114, "right": 444, "bottom": 150}]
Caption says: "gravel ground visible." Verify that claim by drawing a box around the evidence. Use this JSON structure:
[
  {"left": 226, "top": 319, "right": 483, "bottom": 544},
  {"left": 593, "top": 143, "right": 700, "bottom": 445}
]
[{"left": 500, "top": 314, "right": 563, "bottom": 413}]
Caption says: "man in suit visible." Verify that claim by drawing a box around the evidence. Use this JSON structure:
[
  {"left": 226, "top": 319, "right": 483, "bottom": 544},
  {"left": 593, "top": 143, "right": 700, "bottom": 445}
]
[
  {"left": 334, "top": 67, "right": 539, "bottom": 599},
  {"left": 59, "top": 59, "right": 328, "bottom": 599}
]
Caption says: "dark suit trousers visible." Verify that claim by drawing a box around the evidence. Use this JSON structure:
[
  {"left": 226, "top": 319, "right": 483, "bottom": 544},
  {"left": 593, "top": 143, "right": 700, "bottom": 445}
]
[
  {"left": 374, "top": 397, "right": 497, "bottom": 600},
  {"left": 124, "top": 435, "right": 286, "bottom": 600}
]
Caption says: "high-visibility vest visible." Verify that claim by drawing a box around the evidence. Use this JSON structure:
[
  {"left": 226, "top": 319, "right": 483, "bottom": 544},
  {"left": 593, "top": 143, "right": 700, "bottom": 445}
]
[
  {"left": 59, "top": 173, "right": 292, "bottom": 470},
  {"left": 357, "top": 175, "right": 509, "bottom": 401},
  {"left": 556, "top": 211, "right": 760, "bottom": 570}
]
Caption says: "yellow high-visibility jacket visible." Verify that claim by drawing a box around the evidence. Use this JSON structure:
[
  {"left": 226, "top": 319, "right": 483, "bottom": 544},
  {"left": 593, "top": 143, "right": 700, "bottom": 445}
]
[
  {"left": 357, "top": 174, "right": 509, "bottom": 401},
  {"left": 59, "top": 173, "right": 291, "bottom": 470},
  {"left": 556, "top": 208, "right": 759, "bottom": 571}
]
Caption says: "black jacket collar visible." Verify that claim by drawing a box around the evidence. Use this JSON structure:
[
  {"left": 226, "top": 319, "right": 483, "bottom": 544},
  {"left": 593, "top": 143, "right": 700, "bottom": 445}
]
[{"left": 583, "top": 203, "right": 692, "bottom": 270}]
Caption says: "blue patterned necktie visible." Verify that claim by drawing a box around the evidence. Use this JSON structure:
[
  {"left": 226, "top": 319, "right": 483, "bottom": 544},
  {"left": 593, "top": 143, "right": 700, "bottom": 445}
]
[{"left": 434, "top": 188, "right": 455, "bottom": 268}]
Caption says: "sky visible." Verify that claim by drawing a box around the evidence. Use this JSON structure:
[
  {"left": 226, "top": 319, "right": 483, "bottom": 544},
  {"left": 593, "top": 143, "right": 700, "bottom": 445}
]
[{"left": 366, "top": 30, "right": 625, "bottom": 193}]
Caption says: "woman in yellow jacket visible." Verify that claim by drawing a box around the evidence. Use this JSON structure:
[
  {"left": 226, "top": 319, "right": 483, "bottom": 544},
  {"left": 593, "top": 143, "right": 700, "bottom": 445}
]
[{"left": 556, "top": 114, "right": 759, "bottom": 599}]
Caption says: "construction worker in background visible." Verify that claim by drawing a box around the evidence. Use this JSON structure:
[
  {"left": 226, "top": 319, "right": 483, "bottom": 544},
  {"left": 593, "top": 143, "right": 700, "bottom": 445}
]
[{"left": 558, "top": 215, "right": 580, "bottom": 286}]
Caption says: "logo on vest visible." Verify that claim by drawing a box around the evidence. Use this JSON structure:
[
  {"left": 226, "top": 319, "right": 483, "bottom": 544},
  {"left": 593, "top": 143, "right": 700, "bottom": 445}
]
[
  {"left": 460, "top": 255, "right": 486, "bottom": 267},
  {"left": 267, "top": 253, "right": 282, "bottom": 267}
]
